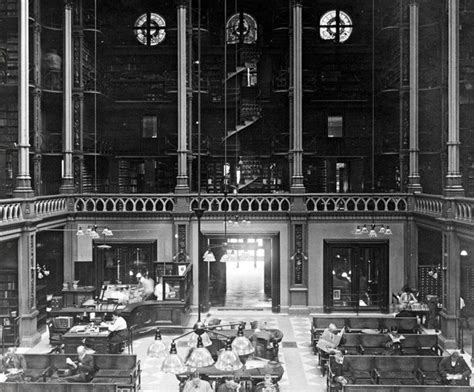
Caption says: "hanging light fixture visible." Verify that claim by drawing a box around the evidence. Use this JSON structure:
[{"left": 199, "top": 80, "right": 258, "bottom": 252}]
[
  {"left": 154, "top": 318, "right": 254, "bottom": 374},
  {"left": 161, "top": 342, "right": 186, "bottom": 373},
  {"left": 215, "top": 338, "right": 243, "bottom": 371},
  {"left": 185, "top": 336, "right": 215, "bottom": 368},
  {"left": 147, "top": 328, "right": 168, "bottom": 360}
]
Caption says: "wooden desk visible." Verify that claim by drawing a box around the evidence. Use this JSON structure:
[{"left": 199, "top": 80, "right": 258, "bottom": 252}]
[
  {"left": 176, "top": 361, "right": 284, "bottom": 392},
  {"left": 62, "top": 325, "right": 111, "bottom": 354}
]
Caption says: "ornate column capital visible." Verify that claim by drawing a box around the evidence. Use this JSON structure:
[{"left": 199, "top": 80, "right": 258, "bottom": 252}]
[
  {"left": 292, "top": 0, "right": 303, "bottom": 7},
  {"left": 176, "top": 0, "right": 187, "bottom": 8}
]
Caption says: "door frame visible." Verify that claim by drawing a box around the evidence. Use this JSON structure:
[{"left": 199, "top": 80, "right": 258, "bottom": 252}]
[{"left": 323, "top": 239, "right": 389, "bottom": 313}]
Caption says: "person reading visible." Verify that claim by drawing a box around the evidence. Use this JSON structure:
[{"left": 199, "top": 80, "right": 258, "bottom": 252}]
[
  {"left": 64, "top": 345, "right": 96, "bottom": 382},
  {"left": 316, "top": 323, "right": 345, "bottom": 375},
  {"left": 101, "top": 310, "right": 128, "bottom": 354},
  {"left": 2, "top": 347, "right": 26, "bottom": 382},
  {"left": 400, "top": 286, "right": 417, "bottom": 307},
  {"left": 384, "top": 326, "right": 405, "bottom": 355},
  {"left": 438, "top": 351, "right": 471, "bottom": 386},
  {"left": 329, "top": 351, "right": 350, "bottom": 391}
]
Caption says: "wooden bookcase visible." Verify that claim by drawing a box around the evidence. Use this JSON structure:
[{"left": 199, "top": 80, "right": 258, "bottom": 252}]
[{"left": 0, "top": 269, "right": 19, "bottom": 346}]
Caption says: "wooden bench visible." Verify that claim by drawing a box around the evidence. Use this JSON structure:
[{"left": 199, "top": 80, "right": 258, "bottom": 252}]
[
  {"left": 339, "top": 333, "right": 441, "bottom": 356},
  {"left": 311, "top": 317, "right": 420, "bottom": 354},
  {"left": 18, "top": 353, "right": 140, "bottom": 392},
  {"left": 357, "top": 334, "right": 442, "bottom": 356},
  {"left": 328, "top": 355, "right": 448, "bottom": 391}
]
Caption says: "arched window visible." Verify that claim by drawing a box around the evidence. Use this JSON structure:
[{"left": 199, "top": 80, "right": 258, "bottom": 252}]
[
  {"left": 226, "top": 12, "right": 257, "bottom": 44},
  {"left": 134, "top": 13, "right": 166, "bottom": 46},
  {"left": 320, "top": 10, "right": 353, "bottom": 43}
]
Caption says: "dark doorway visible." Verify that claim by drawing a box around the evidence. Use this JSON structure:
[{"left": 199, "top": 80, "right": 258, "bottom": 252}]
[{"left": 324, "top": 240, "right": 389, "bottom": 312}]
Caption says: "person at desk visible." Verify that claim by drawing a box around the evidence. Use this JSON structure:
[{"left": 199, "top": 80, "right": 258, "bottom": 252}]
[
  {"left": 2, "top": 347, "right": 26, "bottom": 382},
  {"left": 400, "top": 286, "right": 417, "bottom": 307},
  {"left": 101, "top": 310, "right": 128, "bottom": 354},
  {"left": 438, "top": 351, "right": 472, "bottom": 386},
  {"left": 64, "top": 345, "right": 96, "bottom": 382},
  {"left": 217, "top": 376, "right": 241, "bottom": 392},
  {"left": 255, "top": 373, "right": 278, "bottom": 392},
  {"left": 154, "top": 276, "right": 171, "bottom": 301},
  {"left": 183, "top": 371, "right": 213, "bottom": 392},
  {"left": 138, "top": 274, "right": 155, "bottom": 301}
]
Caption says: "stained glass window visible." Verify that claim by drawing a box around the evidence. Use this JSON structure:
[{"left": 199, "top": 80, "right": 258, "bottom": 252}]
[
  {"left": 134, "top": 13, "right": 166, "bottom": 46},
  {"left": 320, "top": 10, "right": 353, "bottom": 43},
  {"left": 226, "top": 12, "right": 257, "bottom": 44}
]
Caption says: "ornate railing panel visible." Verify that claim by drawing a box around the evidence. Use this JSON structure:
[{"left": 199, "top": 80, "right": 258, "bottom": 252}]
[
  {"left": 34, "top": 196, "right": 69, "bottom": 217},
  {"left": 0, "top": 201, "right": 22, "bottom": 224},
  {"left": 74, "top": 195, "right": 175, "bottom": 212},
  {"left": 454, "top": 199, "right": 474, "bottom": 223},
  {"left": 305, "top": 194, "right": 408, "bottom": 212},
  {"left": 413, "top": 194, "right": 444, "bottom": 218},
  {"left": 189, "top": 194, "right": 291, "bottom": 212}
]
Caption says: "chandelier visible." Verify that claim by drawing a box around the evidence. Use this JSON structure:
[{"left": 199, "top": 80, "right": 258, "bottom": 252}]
[
  {"left": 148, "top": 321, "right": 254, "bottom": 374},
  {"left": 226, "top": 214, "right": 251, "bottom": 227},
  {"left": 355, "top": 224, "right": 392, "bottom": 237}
]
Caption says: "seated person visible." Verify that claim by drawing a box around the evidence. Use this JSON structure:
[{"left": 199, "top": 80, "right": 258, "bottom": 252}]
[
  {"left": 252, "top": 321, "right": 273, "bottom": 358},
  {"left": 183, "top": 371, "right": 213, "bottom": 392},
  {"left": 383, "top": 326, "right": 405, "bottom": 355},
  {"left": 439, "top": 351, "right": 472, "bottom": 386},
  {"left": 329, "top": 351, "right": 350, "bottom": 391},
  {"left": 2, "top": 347, "right": 26, "bottom": 382},
  {"left": 316, "top": 323, "right": 345, "bottom": 376},
  {"left": 255, "top": 373, "right": 278, "bottom": 392},
  {"left": 64, "top": 345, "right": 97, "bottom": 383},
  {"left": 154, "top": 276, "right": 171, "bottom": 301},
  {"left": 400, "top": 286, "right": 417, "bottom": 307},
  {"left": 101, "top": 310, "right": 128, "bottom": 354},
  {"left": 218, "top": 375, "right": 241, "bottom": 391}
]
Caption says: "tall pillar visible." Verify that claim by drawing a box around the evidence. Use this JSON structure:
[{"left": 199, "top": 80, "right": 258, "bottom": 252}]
[
  {"left": 291, "top": 0, "right": 305, "bottom": 193},
  {"left": 186, "top": 0, "right": 193, "bottom": 191},
  {"left": 32, "top": 0, "right": 42, "bottom": 195},
  {"left": 14, "top": 0, "right": 33, "bottom": 197},
  {"left": 60, "top": 0, "right": 75, "bottom": 193},
  {"left": 408, "top": 0, "right": 422, "bottom": 193},
  {"left": 444, "top": 0, "right": 464, "bottom": 196},
  {"left": 175, "top": 0, "right": 189, "bottom": 193}
]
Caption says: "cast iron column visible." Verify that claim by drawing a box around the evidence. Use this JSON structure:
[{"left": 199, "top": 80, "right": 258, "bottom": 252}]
[
  {"left": 291, "top": 0, "right": 305, "bottom": 193},
  {"left": 408, "top": 0, "right": 422, "bottom": 193},
  {"left": 175, "top": 0, "right": 189, "bottom": 193},
  {"left": 445, "top": 0, "right": 464, "bottom": 196},
  {"left": 60, "top": 0, "right": 75, "bottom": 193},
  {"left": 14, "top": 0, "right": 33, "bottom": 197}
]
